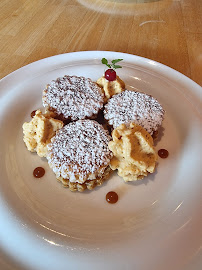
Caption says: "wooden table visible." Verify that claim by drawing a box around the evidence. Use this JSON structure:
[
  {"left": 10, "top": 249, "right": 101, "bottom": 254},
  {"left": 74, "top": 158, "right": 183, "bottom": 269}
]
[{"left": 0, "top": 0, "right": 201, "bottom": 85}]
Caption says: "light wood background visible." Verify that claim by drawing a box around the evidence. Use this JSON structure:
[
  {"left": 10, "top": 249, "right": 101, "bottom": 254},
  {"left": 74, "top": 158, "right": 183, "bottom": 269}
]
[{"left": 0, "top": 0, "right": 201, "bottom": 85}]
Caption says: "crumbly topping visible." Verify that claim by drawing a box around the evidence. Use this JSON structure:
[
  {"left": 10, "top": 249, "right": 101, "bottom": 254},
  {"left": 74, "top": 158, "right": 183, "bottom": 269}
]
[
  {"left": 42, "top": 75, "right": 104, "bottom": 120},
  {"left": 47, "top": 120, "right": 113, "bottom": 183},
  {"left": 109, "top": 122, "right": 158, "bottom": 181},
  {"left": 104, "top": 90, "right": 164, "bottom": 134}
]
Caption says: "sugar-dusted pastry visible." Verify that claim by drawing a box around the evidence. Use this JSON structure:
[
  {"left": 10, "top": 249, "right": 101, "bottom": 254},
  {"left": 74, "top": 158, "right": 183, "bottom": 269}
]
[
  {"left": 22, "top": 110, "right": 64, "bottom": 157},
  {"left": 108, "top": 122, "right": 158, "bottom": 181},
  {"left": 47, "top": 120, "right": 113, "bottom": 192},
  {"left": 42, "top": 75, "right": 104, "bottom": 121},
  {"left": 104, "top": 90, "right": 164, "bottom": 135}
]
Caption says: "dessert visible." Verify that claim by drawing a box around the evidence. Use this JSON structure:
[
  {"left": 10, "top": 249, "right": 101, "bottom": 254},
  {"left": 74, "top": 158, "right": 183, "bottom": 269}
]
[
  {"left": 104, "top": 90, "right": 164, "bottom": 136},
  {"left": 46, "top": 120, "right": 113, "bottom": 192},
  {"left": 108, "top": 122, "right": 158, "bottom": 182},
  {"left": 42, "top": 75, "right": 104, "bottom": 121},
  {"left": 22, "top": 110, "right": 64, "bottom": 157},
  {"left": 97, "top": 75, "right": 125, "bottom": 100},
  {"left": 22, "top": 58, "right": 167, "bottom": 193},
  {"left": 97, "top": 58, "right": 125, "bottom": 100}
]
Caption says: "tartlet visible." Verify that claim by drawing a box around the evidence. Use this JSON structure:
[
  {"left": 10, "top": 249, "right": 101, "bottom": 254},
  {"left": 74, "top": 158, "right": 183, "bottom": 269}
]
[
  {"left": 104, "top": 90, "right": 164, "bottom": 136},
  {"left": 47, "top": 120, "right": 113, "bottom": 191},
  {"left": 42, "top": 75, "right": 104, "bottom": 121}
]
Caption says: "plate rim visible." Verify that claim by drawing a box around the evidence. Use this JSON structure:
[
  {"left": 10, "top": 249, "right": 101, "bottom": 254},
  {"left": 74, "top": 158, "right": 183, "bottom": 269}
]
[
  {"left": 1, "top": 51, "right": 201, "bottom": 117},
  {"left": 1, "top": 50, "right": 201, "bottom": 88}
]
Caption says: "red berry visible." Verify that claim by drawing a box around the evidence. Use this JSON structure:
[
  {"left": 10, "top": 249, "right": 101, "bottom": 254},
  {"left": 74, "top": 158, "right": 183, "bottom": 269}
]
[{"left": 105, "top": 69, "right": 116, "bottom": 81}]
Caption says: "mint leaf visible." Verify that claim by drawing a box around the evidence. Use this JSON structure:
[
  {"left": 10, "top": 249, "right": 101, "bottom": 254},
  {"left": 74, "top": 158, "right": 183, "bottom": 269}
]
[
  {"left": 102, "top": 58, "right": 108, "bottom": 65},
  {"left": 111, "top": 59, "right": 123, "bottom": 64},
  {"left": 101, "top": 58, "right": 123, "bottom": 69},
  {"left": 113, "top": 64, "right": 122, "bottom": 69},
  {"left": 101, "top": 58, "right": 111, "bottom": 68}
]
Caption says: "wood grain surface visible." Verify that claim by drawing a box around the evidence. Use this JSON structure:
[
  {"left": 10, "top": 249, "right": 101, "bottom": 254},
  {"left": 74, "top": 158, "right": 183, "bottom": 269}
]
[{"left": 0, "top": 0, "right": 201, "bottom": 85}]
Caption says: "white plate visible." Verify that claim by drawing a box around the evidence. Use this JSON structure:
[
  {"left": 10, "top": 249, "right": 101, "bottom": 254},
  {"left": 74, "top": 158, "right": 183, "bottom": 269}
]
[{"left": 0, "top": 51, "right": 201, "bottom": 270}]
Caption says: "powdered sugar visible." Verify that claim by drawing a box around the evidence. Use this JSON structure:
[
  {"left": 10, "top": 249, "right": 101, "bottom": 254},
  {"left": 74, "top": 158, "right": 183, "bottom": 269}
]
[
  {"left": 47, "top": 120, "right": 113, "bottom": 183},
  {"left": 42, "top": 75, "right": 104, "bottom": 120},
  {"left": 104, "top": 90, "right": 164, "bottom": 134}
]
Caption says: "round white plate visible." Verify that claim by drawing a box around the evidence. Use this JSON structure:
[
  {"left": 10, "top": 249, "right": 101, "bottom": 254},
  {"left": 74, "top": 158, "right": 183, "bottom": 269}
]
[{"left": 0, "top": 51, "right": 201, "bottom": 270}]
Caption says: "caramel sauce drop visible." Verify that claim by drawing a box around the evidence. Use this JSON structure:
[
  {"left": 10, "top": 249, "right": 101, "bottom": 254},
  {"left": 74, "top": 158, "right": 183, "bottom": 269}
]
[
  {"left": 31, "top": 110, "right": 37, "bottom": 118},
  {"left": 106, "top": 191, "right": 118, "bottom": 204},
  {"left": 158, "top": 149, "right": 169, "bottom": 159},
  {"left": 33, "top": 167, "right": 45, "bottom": 178}
]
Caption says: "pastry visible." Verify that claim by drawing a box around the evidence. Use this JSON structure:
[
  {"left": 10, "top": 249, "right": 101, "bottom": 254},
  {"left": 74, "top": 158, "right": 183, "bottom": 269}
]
[
  {"left": 42, "top": 75, "right": 104, "bottom": 121},
  {"left": 104, "top": 90, "right": 164, "bottom": 135},
  {"left": 47, "top": 120, "right": 113, "bottom": 191}
]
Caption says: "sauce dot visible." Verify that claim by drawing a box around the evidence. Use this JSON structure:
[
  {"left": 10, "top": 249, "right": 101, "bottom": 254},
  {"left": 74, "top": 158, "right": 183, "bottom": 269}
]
[
  {"left": 106, "top": 191, "right": 118, "bottom": 204},
  {"left": 33, "top": 167, "right": 45, "bottom": 178},
  {"left": 158, "top": 149, "right": 169, "bottom": 159},
  {"left": 31, "top": 110, "right": 37, "bottom": 118}
]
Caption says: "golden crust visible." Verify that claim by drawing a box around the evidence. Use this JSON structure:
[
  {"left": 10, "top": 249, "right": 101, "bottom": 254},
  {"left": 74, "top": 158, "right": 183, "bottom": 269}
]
[{"left": 56, "top": 166, "right": 112, "bottom": 192}]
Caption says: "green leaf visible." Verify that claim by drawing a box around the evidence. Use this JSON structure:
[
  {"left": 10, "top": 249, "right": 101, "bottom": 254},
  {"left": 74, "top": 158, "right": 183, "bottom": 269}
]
[
  {"left": 112, "top": 64, "right": 122, "bottom": 69},
  {"left": 102, "top": 58, "right": 108, "bottom": 65},
  {"left": 111, "top": 59, "right": 123, "bottom": 64},
  {"left": 102, "top": 58, "right": 111, "bottom": 68}
]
